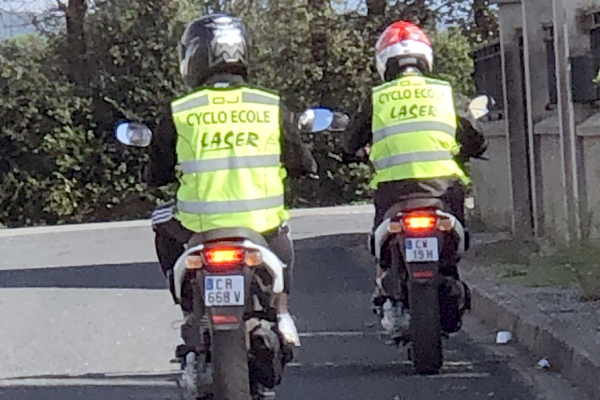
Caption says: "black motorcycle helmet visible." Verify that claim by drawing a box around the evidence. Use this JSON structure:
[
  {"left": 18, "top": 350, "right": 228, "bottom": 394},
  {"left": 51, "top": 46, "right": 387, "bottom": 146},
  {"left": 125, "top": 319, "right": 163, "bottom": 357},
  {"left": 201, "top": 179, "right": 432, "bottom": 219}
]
[{"left": 178, "top": 13, "right": 250, "bottom": 88}]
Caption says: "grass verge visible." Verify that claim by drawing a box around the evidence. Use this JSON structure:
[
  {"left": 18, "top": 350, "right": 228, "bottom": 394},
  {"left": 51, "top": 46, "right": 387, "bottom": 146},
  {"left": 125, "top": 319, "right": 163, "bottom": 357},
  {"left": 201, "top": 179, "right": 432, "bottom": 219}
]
[{"left": 468, "top": 239, "right": 600, "bottom": 301}]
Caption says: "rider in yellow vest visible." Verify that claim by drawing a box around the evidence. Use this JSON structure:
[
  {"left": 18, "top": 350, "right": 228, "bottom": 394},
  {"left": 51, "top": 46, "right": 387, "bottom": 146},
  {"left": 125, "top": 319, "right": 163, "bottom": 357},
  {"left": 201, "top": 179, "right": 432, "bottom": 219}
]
[
  {"left": 342, "top": 21, "right": 487, "bottom": 337},
  {"left": 143, "top": 13, "right": 317, "bottom": 349}
]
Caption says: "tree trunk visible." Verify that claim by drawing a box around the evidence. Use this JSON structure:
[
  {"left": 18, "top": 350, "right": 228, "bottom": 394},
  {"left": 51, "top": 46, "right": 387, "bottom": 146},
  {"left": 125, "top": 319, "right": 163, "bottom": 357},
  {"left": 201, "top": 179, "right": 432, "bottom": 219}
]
[
  {"left": 473, "top": 0, "right": 487, "bottom": 30},
  {"left": 64, "top": 0, "right": 89, "bottom": 88},
  {"left": 366, "top": 0, "right": 386, "bottom": 17},
  {"left": 308, "top": 0, "right": 327, "bottom": 69}
]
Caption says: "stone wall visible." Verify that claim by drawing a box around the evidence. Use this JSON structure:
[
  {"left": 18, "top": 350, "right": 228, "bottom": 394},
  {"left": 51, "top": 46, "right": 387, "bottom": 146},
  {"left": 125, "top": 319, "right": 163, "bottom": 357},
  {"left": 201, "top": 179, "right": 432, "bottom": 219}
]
[
  {"left": 478, "top": 0, "right": 600, "bottom": 242},
  {"left": 473, "top": 109, "right": 600, "bottom": 242}
]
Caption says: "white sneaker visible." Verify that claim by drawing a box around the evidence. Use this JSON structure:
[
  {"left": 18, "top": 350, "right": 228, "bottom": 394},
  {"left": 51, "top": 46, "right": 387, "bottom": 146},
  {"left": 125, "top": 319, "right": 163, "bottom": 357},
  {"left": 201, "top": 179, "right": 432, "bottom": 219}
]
[
  {"left": 381, "top": 300, "right": 411, "bottom": 340},
  {"left": 277, "top": 313, "right": 301, "bottom": 347}
]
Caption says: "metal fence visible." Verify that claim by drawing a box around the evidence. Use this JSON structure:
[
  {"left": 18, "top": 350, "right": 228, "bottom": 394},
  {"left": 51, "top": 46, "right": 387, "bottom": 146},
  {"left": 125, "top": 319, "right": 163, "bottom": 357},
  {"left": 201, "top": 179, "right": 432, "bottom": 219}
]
[{"left": 472, "top": 39, "right": 504, "bottom": 118}]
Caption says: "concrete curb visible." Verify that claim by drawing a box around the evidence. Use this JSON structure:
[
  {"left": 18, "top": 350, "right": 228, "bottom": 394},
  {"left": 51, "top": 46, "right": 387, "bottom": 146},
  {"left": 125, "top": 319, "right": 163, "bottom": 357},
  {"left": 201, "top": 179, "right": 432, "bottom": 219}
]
[
  {"left": 467, "top": 283, "right": 600, "bottom": 400},
  {"left": 0, "top": 205, "right": 374, "bottom": 238}
]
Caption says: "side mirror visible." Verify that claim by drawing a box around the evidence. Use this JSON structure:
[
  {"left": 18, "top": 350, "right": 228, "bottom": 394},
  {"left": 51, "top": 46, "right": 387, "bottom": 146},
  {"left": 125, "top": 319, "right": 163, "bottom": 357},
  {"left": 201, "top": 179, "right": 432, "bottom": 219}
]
[
  {"left": 468, "top": 95, "right": 496, "bottom": 120},
  {"left": 297, "top": 107, "right": 349, "bottom": 133},
  {"left": 330, "top": 111, "right": 350, "bottom": 132},
  {"left": 115, "top": 122, "right": 153, "bottom": 147}
]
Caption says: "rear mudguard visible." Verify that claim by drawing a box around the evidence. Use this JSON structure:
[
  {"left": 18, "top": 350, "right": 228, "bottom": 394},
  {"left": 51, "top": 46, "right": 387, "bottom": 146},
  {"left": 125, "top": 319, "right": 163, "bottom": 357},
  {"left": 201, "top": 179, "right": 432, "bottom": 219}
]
[
  {"left": 173, "top": 240, "right": 286, "bottom": 302},
  {"left": 373, "top": 209, "right": 466, "bottom": 261}
]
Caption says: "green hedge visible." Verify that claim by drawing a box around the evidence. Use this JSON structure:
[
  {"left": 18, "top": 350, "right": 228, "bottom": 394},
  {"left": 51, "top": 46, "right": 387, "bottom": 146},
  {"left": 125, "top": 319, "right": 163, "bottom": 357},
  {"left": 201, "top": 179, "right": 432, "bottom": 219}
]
[{"left": 0, "top": 0, "right": 476, "bottom": 227}]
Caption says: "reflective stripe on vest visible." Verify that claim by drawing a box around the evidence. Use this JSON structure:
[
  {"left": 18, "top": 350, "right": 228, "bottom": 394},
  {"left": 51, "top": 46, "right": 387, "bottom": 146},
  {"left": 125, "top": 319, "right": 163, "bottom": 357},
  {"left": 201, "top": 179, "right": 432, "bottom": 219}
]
[
  {"left": 373, "top": 121, "right": 456, "bottom": 143},
  {"left": 171, "top": 86, "right": 289, "bottom": 233},
  {"left": 177, "top": 194, "right": 284, "bottom": 215},
  {"left": 180, "top": 154, "right": 281, "bottom": 174},
  {"left": 369, "top": 75, "right": 469, "bottom": 188},
  {"left": 371, "top": 150, "right": 453, "bottom": 170}
]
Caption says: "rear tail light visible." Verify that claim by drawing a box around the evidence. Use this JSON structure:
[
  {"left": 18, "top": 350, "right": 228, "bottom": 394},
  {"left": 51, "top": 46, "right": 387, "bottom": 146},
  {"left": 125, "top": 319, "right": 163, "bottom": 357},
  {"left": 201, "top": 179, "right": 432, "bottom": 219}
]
[
  {"left": 403, "top": 214, "right": 437, "bottom": 231},
  {"left": 185, "top": 247, "right": 264, "bottom": 270},
  {"left": 386, "top": 213, "right": 456, "bottom": 234},
  {"left": 204, "top": 248, "right": 245, "bottom": 265},
  {"left": 212, "top": 314, "right": 239, "bottom": 325}
]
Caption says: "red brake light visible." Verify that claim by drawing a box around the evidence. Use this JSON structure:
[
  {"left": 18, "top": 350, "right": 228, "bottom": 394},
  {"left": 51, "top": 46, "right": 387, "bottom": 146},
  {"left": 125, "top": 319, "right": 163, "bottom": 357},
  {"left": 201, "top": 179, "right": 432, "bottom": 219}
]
[
  {"left": 404, "top": 215, "right": 437, "bottom": 231},
  {"left": 204, "top": 248, "right": 245, "bottom": 265},
  {"left": 212, "top": 314, "right": 239, "bottom": 325}
]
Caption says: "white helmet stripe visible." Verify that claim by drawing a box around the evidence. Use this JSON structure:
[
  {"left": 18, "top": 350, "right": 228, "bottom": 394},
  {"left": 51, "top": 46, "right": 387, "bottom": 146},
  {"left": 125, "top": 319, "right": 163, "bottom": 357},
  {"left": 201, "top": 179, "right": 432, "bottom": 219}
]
[{"left": 375, "top": 40, "right": 434, "bottom": 80}]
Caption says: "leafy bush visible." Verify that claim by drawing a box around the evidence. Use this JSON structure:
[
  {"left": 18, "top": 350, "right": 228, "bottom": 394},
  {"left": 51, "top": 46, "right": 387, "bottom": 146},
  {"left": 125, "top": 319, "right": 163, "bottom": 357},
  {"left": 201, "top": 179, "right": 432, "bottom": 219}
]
[{"left": 0, "top": 1, "right": 478, "bottom": 227}]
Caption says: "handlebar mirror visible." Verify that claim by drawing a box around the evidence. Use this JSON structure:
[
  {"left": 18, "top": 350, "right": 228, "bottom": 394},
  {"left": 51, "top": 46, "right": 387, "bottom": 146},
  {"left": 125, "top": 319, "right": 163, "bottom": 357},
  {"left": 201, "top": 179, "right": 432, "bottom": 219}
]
[
  {"left": 468, "top": 95, "right": 496, "bottom": 120},
  {"left": 297, "top": 107, "right": 350, "bottom": 133},
  {"left": 298, "top": 108, "right": 334, "bottom": 133},
  {"left": 115, "top": 122, "right": 153, "bottom": 147},
  {"left": 330, "top": 111, "right": 350, "bottom": 132}
]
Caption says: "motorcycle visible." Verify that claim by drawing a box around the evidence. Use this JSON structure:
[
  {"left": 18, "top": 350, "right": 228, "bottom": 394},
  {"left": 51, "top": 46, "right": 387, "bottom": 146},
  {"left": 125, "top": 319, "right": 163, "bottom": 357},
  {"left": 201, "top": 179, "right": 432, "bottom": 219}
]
[
  {"left": 114, "top": 107, "right": 343, "bottom": 400},
  {"left": 298, "top": 96, "right": 492, "bottom": 375}
]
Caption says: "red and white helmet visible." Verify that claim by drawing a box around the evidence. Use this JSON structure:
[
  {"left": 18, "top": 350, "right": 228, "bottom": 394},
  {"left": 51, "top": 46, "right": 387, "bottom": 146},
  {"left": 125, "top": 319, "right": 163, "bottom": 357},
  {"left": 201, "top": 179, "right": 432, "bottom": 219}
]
[{"left": 375, "top": 21, "right": 434, "bottom": 81}]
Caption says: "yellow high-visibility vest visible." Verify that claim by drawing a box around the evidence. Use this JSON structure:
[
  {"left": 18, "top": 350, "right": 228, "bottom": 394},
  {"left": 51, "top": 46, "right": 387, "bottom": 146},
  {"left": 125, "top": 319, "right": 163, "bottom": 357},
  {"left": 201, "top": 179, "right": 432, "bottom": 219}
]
[
  {"left": 171, "top": 86, "right": 289, "bottom": 233},
  {"left": 369, "top": 75, "right": 469, "bottom": 188}
]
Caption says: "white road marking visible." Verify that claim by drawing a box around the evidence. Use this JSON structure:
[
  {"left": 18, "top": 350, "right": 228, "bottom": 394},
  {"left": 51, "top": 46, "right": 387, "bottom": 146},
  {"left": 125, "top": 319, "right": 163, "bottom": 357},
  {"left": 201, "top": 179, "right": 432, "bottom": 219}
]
[
  {"left": 299, "top": 331, "right": 383, "bottom": 338},
  {"left": 0, "top": 378, "right": 177, "bottom": 387},
  {"left": 287, "top": 360, "right": 475, "bottom": 369}
]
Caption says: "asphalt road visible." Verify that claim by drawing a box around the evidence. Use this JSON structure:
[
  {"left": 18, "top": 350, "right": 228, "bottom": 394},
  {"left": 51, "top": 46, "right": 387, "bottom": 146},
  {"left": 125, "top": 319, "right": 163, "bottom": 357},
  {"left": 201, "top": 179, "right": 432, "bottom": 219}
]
[{"left": 0, "top": 209, "right": 590, "bottom": 400}]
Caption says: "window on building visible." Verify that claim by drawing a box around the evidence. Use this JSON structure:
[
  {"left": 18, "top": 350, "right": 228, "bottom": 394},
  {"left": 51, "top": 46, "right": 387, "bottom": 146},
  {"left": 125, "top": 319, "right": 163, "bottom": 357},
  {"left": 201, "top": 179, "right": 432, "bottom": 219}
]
[
  {"left": 591, "top": 28, "right": 600, "bottom": 54},
  {"left": 543, "top": 26, "right": 557, "bottom": 106},
  {"left": 578, "top": 12, "right": 600, "bottom": 103},
  {"left": 472, "top": 40, "right": 504, "bottom": 119},
  {"left": 590, "top": 12, "right": 600, "bottom": 58}
]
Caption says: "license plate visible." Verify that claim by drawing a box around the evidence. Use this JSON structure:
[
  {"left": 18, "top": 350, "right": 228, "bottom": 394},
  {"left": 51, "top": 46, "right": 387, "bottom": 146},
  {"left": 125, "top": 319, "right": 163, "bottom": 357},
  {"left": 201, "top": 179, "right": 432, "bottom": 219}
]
[
  {"left": 204, "top": 276, "right": 244, "bottom": 306},
  {"left": 405, "top": 237, "right": 439, "bottom": 262}
]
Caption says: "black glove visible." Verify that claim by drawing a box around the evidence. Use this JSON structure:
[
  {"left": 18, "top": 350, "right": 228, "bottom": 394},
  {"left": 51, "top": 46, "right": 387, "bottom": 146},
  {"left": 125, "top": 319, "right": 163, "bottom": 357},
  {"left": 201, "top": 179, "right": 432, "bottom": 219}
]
[{"left": 456, "top": 117, "right": 488, "bottom": 160}]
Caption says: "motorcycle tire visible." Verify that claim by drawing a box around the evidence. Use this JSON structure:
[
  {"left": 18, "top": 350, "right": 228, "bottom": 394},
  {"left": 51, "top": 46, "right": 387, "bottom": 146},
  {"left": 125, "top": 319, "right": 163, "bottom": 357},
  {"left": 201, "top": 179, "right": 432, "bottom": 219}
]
[
  {"left": 408, "top": 282, "right": 443, "bottom": 375},
  {"left": 212, "top": 328, "right": 252, "bottom": 400}
]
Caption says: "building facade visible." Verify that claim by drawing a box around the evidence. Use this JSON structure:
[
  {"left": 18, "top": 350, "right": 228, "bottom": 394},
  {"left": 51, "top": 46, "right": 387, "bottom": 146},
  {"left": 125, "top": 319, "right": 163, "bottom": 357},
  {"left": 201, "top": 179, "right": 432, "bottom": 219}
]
[{"left": 473, "top": 0, "right": 600, "bottom": 243}]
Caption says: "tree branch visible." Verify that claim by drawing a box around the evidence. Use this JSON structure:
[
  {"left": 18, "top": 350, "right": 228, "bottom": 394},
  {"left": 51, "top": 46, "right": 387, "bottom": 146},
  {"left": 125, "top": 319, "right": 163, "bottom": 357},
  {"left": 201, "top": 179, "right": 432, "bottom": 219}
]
[{"left": 56, "top": 0, "right": 67, "bottom": 12}]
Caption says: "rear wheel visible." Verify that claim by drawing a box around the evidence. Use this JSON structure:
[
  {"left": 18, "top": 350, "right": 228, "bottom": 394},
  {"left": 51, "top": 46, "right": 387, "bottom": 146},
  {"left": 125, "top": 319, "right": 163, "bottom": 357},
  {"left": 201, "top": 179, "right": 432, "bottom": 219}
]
[
  {"left": 408, "top": 282, "right": 443, "bottom": 375},
  {"left": 212, "top": 328, "right": 252, "bottom": 400}
]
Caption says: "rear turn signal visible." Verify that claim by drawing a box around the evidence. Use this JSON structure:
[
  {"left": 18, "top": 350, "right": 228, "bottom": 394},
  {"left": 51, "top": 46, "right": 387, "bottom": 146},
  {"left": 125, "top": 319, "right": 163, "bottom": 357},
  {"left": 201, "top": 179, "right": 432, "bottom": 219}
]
[
  {"left": 404, "top": 215, "right": 437, "bottom": 231},
  {"left": 244, "top": 250, "right": 263, "bottom": 267},
  {"left": 388, "top": 221, "right": 403, "bottom": 233},
  {"left": 204, "top": 248, "right": 245, "bottom": 265},
  {"left": 437, "top": 216, "right": 454, "bottom": 232},
  {"left": 186, "top": 255, "right": 204, "bottom": 270}
]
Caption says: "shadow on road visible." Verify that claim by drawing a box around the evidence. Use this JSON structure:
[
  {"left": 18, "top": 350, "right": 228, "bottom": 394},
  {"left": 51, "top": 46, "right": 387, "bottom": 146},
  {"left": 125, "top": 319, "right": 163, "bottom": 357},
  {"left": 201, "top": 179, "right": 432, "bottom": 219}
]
[
  {"left": 0, "top": 233, "right": 372, "bottom": 291},
  {"left": 0, "top": 262, "right": 167, "bottom": 289},
  {"left": 0, "top": 383, "right": 177, "bottom": 400}
]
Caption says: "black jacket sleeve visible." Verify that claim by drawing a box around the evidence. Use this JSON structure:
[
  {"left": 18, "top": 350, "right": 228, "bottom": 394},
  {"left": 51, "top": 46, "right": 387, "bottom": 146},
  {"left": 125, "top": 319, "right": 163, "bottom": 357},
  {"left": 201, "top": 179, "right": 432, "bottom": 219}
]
[
  {"left": 143, "top": 107, "right": 177, "bottom": 187},
  {"left": 280, "top": 102, "right": 318, "bottom": 178},
  {"left": 342, "top": 96, "right": 373, "bottom": 155},
  {"left": 455, "top": 115, "right": 488, "bottom": 163}
]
